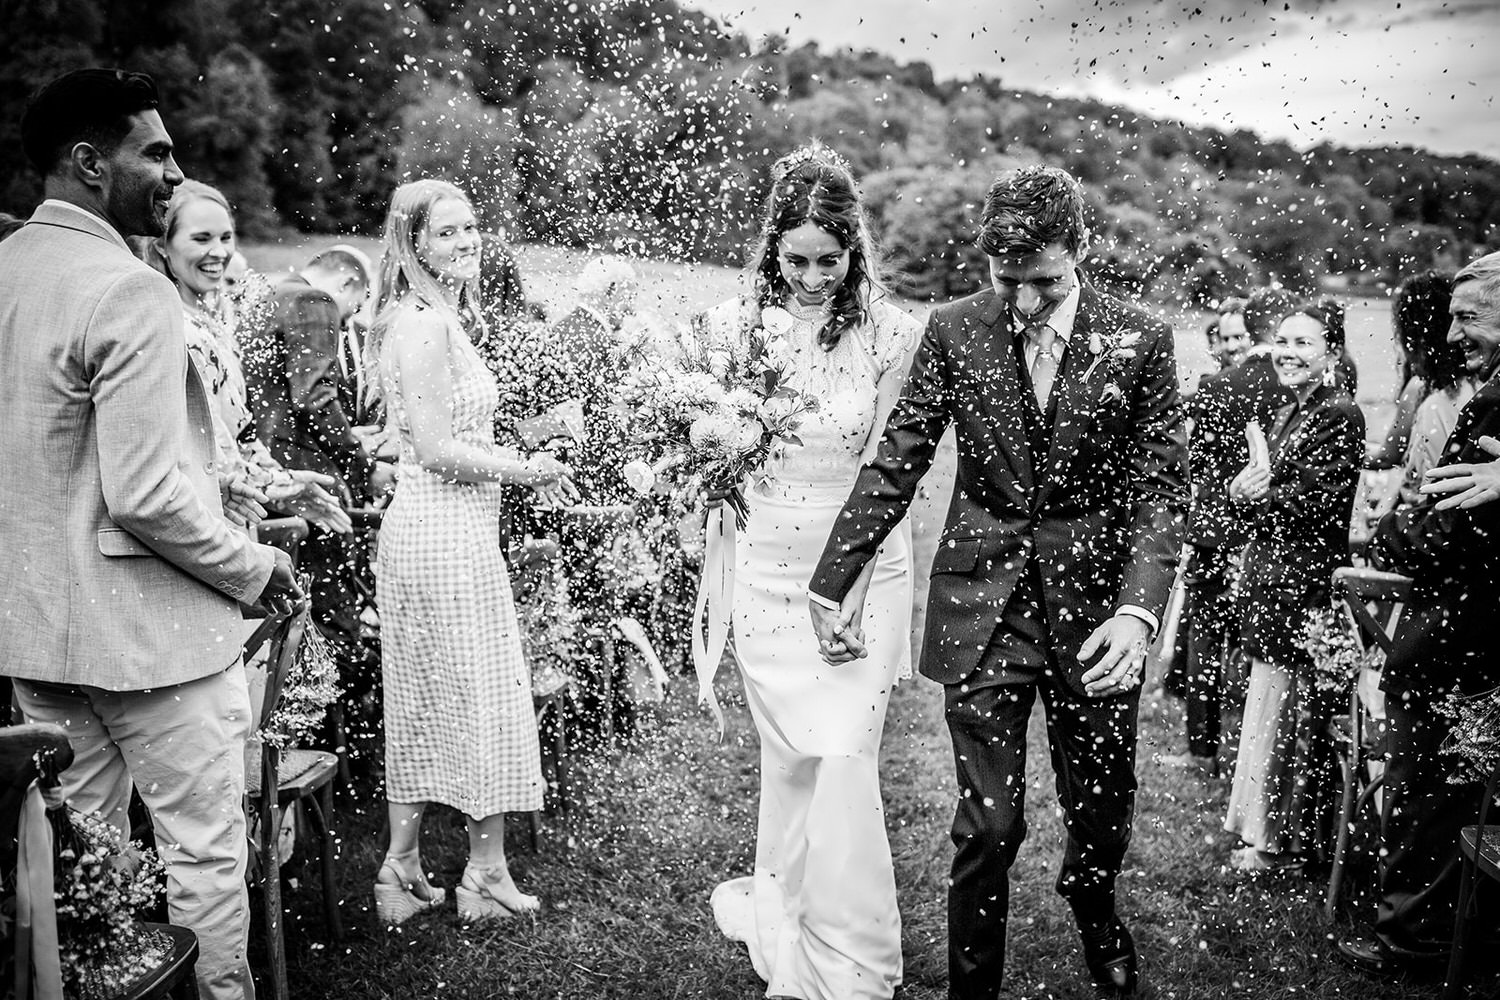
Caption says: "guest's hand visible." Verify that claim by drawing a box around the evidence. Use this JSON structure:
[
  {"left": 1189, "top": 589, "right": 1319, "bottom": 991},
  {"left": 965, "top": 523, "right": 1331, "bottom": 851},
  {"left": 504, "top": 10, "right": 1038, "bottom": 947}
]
[
  {"left": 367, "top": 462, "right": 398, "bottom": 502},
  {"left": 220, "top": 472, "right": 268, "bottom": 528},
  {"left": 1079, "top": 613, "right": 1150, "bottom": 698},
  {"left": 1422, "top": 435, "right": 1500, "bottom": 509},
  {"left": 809, "top": 597, "right": 867, "bottom": 665},
  {"left": 266, "top": 472, "right": 352, "bottom": 534},
  {"left": 254, "top": 548, "right": 303, "bottom": 616},
  {"left": 1228, "top": 463, "right": 1271, "bottom": 502},
  {"left": 526, "top": 453, "right": 581, "bottom": 508}
]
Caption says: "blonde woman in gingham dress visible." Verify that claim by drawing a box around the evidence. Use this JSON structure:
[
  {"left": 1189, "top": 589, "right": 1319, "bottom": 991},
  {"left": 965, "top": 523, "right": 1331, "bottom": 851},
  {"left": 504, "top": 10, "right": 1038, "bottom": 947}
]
[{"left": 369, "top": 179, "right": 577, "bottom": 925}]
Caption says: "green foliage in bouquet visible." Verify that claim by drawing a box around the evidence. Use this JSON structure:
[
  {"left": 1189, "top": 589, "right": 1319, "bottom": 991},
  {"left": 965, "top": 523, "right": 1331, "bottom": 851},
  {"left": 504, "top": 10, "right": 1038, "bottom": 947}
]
[
  {"left": 56, "top": 811, "right": 168, "bottom": 999},
  {"left": 1300, "top": 605, "right": 1382, "bottom": 697}
]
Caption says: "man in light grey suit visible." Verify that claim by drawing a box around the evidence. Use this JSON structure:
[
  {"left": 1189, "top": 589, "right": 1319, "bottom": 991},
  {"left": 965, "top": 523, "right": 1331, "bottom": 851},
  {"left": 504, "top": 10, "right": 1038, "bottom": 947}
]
[{"left": 0, "top": 69, "right": 299, "bottom": 1000}]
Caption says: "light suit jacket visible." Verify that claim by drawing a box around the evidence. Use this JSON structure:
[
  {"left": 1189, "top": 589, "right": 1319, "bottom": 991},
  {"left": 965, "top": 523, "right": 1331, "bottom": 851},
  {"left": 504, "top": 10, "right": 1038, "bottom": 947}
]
[{"left": 0, "top": 201, "right": 276, "bottom": 691}]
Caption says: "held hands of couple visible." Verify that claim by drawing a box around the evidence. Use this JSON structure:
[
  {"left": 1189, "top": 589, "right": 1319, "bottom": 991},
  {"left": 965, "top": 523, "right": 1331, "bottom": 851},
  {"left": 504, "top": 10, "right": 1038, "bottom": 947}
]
[
  {"left": 1421, "top": 434, "right": 1500, "bottom": 510},
  {"left": 809, "top": 600, "right": 867, "bottom": 665},
  {"left": 1079, "top": 613, "right": 1151, "bottom": 698}
]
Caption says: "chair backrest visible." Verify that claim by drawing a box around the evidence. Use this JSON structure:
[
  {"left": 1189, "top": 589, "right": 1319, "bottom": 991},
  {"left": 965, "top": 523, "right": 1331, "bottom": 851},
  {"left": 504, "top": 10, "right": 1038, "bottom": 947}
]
[
  {"left": 255, "top": 518, "right": 310, "bottom": 569},
  {"left": 1333, "top": 566, "right": 1412, "bottom": 657},
  {"left": 242, "top": 601, "right": 311, "bottom": 736}
]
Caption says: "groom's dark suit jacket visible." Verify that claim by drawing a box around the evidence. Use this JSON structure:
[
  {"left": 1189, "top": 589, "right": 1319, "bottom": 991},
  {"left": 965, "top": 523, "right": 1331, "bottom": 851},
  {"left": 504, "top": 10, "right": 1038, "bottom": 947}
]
[{"left": 810, "top": 283, "right": 1189, "bottom": 693}]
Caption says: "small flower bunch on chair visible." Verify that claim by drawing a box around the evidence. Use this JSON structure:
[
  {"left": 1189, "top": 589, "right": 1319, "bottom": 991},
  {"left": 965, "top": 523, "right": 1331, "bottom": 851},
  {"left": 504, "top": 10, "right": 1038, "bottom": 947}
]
[{"left": 55, "top": 810, "right": 169, "bottom": 999}]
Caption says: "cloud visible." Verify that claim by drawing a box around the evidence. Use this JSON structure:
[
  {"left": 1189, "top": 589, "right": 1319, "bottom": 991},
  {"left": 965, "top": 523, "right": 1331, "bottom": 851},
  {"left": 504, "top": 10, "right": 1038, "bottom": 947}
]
[{"left": 691, "top": 0, "right": 1500, "bottom": 157}]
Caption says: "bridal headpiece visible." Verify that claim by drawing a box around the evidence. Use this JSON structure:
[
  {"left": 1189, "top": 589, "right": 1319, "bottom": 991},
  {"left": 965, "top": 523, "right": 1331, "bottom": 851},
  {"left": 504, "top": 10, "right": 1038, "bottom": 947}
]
[{"left": 770, "top": 141, "right": 853, "bottom": 183}]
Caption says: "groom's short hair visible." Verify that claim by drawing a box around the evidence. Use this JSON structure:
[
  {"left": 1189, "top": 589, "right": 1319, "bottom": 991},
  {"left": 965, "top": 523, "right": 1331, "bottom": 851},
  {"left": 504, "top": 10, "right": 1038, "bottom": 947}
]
[{"left": 977, "top": 165, "right": 1089, "bottom": 258}]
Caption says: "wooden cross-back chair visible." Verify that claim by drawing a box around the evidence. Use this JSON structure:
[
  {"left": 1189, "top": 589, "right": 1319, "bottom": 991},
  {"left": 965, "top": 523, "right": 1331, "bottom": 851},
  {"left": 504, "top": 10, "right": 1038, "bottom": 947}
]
[
  {"left": 1324, "top": 566, "right": 1413, "bottom": 922},
  {"left": 241, "top": 600, "right": 342, "bottom": 1000},
  {"left": 1443, "top": 761, "right": 1500, "bottom": 999}
]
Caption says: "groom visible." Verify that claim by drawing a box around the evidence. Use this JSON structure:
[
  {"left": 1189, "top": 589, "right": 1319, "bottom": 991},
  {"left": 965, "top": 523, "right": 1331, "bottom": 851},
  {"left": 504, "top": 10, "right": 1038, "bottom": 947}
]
[{"left": 809, "top": 165, "right": 1187, "bottom": 999}]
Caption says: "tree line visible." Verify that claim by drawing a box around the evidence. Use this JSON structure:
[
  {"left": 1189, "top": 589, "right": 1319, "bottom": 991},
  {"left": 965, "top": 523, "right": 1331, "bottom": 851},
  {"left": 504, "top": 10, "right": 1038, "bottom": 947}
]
[{"left": 3, "top": 0, "right": 1495, "bottom": 302}]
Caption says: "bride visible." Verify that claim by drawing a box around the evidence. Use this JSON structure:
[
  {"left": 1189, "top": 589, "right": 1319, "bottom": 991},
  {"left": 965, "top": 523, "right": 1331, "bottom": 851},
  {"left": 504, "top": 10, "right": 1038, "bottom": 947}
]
[{"left": 699, "top": 143, "right": 920, "bottom": 1000}]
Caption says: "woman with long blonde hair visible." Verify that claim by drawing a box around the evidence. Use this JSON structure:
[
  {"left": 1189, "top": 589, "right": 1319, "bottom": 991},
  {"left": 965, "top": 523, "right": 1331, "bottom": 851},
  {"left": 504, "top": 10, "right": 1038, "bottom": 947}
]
[{"left": 369, "top": 178, "right": 575, "bottom": 924}]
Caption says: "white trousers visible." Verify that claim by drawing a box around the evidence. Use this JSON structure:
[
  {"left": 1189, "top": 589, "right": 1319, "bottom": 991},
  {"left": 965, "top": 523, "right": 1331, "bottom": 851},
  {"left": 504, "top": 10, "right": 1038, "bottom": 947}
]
[{"left": 14, "top": 664, "right": 256, "bottom": 1000}]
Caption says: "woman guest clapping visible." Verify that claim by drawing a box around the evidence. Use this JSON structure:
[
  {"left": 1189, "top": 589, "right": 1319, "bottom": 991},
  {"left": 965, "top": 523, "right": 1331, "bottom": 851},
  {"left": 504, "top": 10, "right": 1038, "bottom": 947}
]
[
  {"left": 1224, "top": 299, "right": 1365, "bottom": 871},
  {"left": 150, "top": 179, "right": 348, "bottom": 533},
  {"left": 368, "top": 179, "right": 576, "bottom": 924}
]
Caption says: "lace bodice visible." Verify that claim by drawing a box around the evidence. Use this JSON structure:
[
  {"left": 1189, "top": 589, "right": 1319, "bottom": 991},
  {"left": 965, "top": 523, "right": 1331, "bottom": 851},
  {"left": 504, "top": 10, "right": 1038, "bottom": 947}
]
[{"left": 697, "top": 295, "right": 920, "bottom": 490}]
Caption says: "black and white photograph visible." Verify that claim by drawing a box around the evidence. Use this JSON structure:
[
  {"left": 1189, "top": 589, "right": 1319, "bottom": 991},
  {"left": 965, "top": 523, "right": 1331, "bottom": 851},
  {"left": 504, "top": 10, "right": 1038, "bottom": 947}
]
[{"left": 0, "top": 1, "right": 1498, "bottom": 998}]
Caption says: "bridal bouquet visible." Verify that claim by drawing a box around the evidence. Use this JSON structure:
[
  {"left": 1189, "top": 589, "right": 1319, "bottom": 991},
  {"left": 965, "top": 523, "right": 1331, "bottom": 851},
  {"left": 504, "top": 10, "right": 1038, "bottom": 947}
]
[
  {"left": 615, "top": 304, "right": 818, "bottom": 731},
  {"left": 616, "top": 305, "right": 818, "bottom": 527}
]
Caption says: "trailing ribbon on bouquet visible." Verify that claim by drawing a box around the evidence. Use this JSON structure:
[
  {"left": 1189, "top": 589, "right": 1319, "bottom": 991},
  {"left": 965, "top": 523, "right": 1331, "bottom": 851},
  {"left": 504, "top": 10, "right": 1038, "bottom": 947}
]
[
  {"left": 690, "top": 505, "right": 735, "bottom": 735},
  {"left": 15, "top": 782, "right": 63, "bottom": 1000}
]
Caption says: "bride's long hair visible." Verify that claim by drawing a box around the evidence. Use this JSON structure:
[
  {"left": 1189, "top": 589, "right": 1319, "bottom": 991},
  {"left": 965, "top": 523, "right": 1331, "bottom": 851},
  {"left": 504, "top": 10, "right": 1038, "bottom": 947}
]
[
  {"left": 368, "top": 178, "right": 484, "bottom": 379},
  {"left": 746, "top": 141, "right": 888, "bottom": 350}
]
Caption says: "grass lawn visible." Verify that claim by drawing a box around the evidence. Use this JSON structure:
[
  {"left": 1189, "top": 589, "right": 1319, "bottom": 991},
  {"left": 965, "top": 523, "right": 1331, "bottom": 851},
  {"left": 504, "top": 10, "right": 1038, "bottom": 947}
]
[{"left": 279, "top": 660, "right": 1497, "bottom": 1000}]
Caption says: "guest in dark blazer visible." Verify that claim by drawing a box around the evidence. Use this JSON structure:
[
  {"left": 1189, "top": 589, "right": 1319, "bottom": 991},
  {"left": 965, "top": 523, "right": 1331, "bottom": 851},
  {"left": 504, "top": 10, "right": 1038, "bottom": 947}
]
[
  {"left": 1164, "top": 290, "right": 1294, "bottom": 771},
  {"left": 1222, "top": 299, "right": 1365, "bottom": 872},
  {"left": 1339, "top": 251, "right": 1500, "bottom": 977},
  {"left": 243, "top": 248, "right": 391, "bottom": 686}
]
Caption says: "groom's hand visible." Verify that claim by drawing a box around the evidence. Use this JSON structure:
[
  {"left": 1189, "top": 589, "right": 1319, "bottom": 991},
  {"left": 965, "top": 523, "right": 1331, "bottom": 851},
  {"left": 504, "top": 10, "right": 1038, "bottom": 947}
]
[
  {"left": 1079, "top": 614, "right": 1150, "bottom": 698},
  {"left": 809, "top": 600, "right": 867, "bottom": 665}
]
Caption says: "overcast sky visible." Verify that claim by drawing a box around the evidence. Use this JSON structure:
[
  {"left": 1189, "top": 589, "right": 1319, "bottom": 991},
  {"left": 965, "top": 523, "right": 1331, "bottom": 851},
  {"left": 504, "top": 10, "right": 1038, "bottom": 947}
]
[{"left": 691, "top": 0, "right": 1499, "bottom": 159}]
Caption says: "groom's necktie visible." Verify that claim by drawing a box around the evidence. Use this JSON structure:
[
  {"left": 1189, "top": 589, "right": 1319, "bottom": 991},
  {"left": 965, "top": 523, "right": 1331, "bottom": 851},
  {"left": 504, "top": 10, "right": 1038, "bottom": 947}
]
[{"left": 1026, "top": 322, "right": 1060, "bottom": 411}]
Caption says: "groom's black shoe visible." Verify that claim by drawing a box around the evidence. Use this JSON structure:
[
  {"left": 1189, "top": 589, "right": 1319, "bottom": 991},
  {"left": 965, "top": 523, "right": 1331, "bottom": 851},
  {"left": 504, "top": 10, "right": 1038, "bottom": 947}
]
[{"left": 1081, "top": 916, "right": 1139, "bottom": 999}]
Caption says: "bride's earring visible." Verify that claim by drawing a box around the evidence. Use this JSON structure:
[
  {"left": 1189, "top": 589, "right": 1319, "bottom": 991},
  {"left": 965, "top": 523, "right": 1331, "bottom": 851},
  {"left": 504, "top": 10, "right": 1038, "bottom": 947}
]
[{"left": 1321, "top": 360, "right": 1337, "bottom": 387}]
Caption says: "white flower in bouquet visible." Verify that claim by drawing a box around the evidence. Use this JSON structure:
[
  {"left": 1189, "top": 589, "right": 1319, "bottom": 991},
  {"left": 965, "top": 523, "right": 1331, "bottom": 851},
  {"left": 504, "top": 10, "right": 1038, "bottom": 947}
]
[
  {"left": 721, "top": 387, "right": 762, "bottom": 419},
  {"left": 690, "top": 409, "right": 763, "bottom": 455},
  {"left": 622, "top": 459, "right": 656, "bottom": 495},
  {"left": 668, "top": 370, "right": 726, "bottom": 418},
  {"left": 759, "top": 305, "right": 796, "bottom": 338},
  {"left": 621, "top": 453, "right": 684, "bottom": 496}
]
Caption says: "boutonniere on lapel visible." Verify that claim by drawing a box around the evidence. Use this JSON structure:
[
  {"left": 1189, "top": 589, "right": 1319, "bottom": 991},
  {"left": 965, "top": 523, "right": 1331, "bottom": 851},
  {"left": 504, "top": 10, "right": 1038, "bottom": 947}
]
[
  {"left": 1082, "top": 326, "right": 1143, "bottom": 381},
  {"left": 1099, "top": 383, "right": 1124, "bottom": 406}
]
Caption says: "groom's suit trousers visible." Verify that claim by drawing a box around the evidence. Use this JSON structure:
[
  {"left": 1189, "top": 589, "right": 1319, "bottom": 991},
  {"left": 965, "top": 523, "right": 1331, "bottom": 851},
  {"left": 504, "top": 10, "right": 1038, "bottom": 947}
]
[{"left": 943, "top": 659, "right": 1140, "bottom": 1000}]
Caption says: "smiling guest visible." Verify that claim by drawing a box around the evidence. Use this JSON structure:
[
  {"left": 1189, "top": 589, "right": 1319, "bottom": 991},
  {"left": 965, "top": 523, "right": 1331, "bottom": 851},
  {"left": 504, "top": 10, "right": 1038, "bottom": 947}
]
[
  {"left": 1223, "top": 299, "right": 1365, "bottom": 872},
  {"left": 366, "top": 179, "right": 575, "bottom": 925},
  {"left": 0, "top": 67, "right": 300, "bottom": 1000},
  {"left": 1339, "top": 251, "right": 1500, "bottom": 977},
  {"left": 148, "top": 180, "right": 348, "bottom": 534}
]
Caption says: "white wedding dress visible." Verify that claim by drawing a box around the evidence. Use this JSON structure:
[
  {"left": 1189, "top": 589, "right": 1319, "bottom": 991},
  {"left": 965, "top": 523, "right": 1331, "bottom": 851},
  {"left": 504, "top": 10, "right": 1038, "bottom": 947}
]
[{"left": 700, "top": 294, "right": 919, "bottom": 1000}]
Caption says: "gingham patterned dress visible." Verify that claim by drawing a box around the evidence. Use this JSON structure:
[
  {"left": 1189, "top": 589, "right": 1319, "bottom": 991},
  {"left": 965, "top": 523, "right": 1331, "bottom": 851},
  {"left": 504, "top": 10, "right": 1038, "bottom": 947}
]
[{"left": 377, "top": 305, "right": 543, "bottom": 817}]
